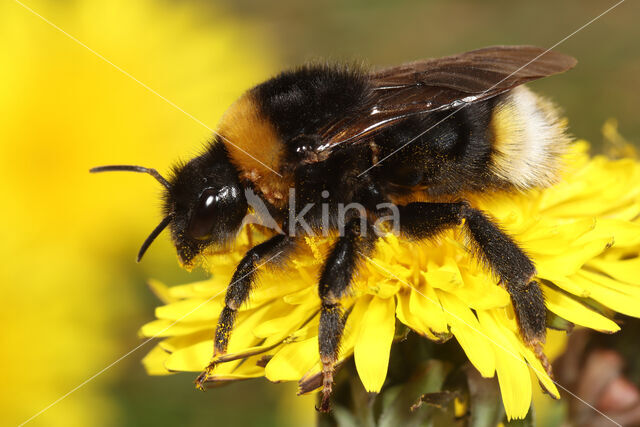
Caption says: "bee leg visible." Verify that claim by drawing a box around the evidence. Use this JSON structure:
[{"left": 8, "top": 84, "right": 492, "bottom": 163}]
[
  {"left": 461, "top": 205, "right": 546, "bottom": 348},
  {"left": 317, "top": 218, "right": 376, "bottom": 412},
  {"left": 397, "top": 202, "right": 547, "bottom": 367},
  {"left": 195, "top": 233, "right": 293, "bottom": 390},
  {"left": 397, "top": 202, "right": 466, "bottom": 240}
]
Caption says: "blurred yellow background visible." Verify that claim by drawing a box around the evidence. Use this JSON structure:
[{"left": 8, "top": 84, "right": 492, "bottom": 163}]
[{"left": 1, "top": 0, "right": 637, "bottom": 426}]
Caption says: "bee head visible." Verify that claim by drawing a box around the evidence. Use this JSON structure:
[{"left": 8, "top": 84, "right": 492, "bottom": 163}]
[
  {"left": 165, "top": 143, "right": 247, "bottom": 267},
  {"left": 90, "top": 141, "right": 247, "bottom": 268}
]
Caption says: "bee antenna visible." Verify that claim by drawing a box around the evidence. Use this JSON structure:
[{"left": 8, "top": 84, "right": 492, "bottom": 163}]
[
  {"left": 89, "top": 165, "right": 171, "bottom": 190},
  {"left": 137, "top": 214, "right": 173, "bottom": 262}
]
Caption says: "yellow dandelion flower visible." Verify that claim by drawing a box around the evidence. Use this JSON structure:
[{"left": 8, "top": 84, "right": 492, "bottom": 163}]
[{"left": 141, "top": 141, "right": 640, "bottom": 420}]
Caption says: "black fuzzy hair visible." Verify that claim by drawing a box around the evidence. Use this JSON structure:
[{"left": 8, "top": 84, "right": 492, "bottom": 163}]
[{"left": 252, "top": 63, "right": 371, "bottom": 142}]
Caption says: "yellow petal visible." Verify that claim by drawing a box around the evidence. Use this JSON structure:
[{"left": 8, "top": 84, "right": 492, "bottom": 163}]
[
  {"left": 159, "top": 330, "right": 211, "bottom": 353},
  {"left": 543, "top": 286, "right": 619, "bottom": 333},
  {"left": 593, "top": 219, "right": 640, "bottom": 247},
  {"left": 579, "top": 269, "right": 640, "bottom": 299},
  {"left": 290, "top": 299, "right": 366, "bottom": 386},
  {"left": 540, "top": 275, "right": 589, "bottom": 298},
  {"left": 544, "top": 329, "right": 569, "bottom": 362},
  {"left": 549, "top": 197, "right": 634, "bottom": 219},
  {"left": 248, "top": 274, "right": 309, "bottom": 307},
  {"left": 167, "top": 302, "right": 278, "bottom": 372},
  {"left": 212, "top": 354, "right": 265, "bottom": 378},
  {"left": 516, "top": 341, "right": 559, "bottom": 399},
  {"left": 253, "top": 301, "right": 318, "bottom": 340},
  {"left": 226, "top": 305, "right": 279, "bottom": 353},
  {"left": 478, "top": 195, "right": 531, "bottom": 231},
  {"left": 477, "top": 310, "right": 531, "bottom": 420},
  {"left": 339, "top": 296, "right": 370, "bottom": 358},
  {"left": 521, "top": 218, "right": 596, "bottom": 255},
  {"left": 139, "top": 318, "right": 212, "bottom": 337},
  {"left": 587, "top": 258, "right": 640, "bottom": 286},
  {"left": 265, "top": 337, "right": 319, "bottom": 382},
  {"left": 155, "top": 298, "right": 223, "bottom": 322},
  {"left": 457, "top": 271, "right": 511, "bottom": 310},
  {"left": 421, "top": 257, "right": 463, "bottom": 292},
  {"left": 438, "top": 292, "right": 495, "bottom": 377},
  {"left": 536, "top": 237, "right": 612, "bottom": 278},
  {"left": 354, "top": 296, "right": 396, "bottom": 392},
  {"left": 409, "top": 284, "right": 449, "bottom": 334},
  {"left": 288, "top": 317, "right": 321, "bottom": 342},
  {"left": 142, "top": 344, "right": 173, "bottom": 376},
  {"left": 165, "top": 340, "right": 212, "bottom": 372},
  {"left": 168, "top": 278, "right": 228, "bottom": 299},
  {"left": 283, "top": 288, "right": 319, "bottom": 305},
  {"left": 572, "top": 273, "right": 640, "bottom": 317},
  {"left": 395, "top": 293, "right": 442, "bottom": 341},
  {"left": 147, "top": 279, "right": 177, "bottom": 304},
  {"left": 600, "top": 200, "right": 640, "bottom": 222},
  {"left": 363, "top": 277, "right": 401, "bottom": 298}
]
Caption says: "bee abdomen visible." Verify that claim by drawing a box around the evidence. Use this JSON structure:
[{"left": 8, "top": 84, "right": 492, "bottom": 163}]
[{"left": 489, "top": 86, "right": 571, "bottom": 190}]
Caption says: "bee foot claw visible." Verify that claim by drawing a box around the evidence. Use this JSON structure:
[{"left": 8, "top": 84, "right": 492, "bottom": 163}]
[{"left": 194, "top": 361, "right": 218, "bottom": 391}]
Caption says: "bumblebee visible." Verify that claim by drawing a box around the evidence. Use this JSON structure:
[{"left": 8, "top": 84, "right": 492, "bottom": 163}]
[{"left": 92, "top": 45, "right": 576, "bottom": 411}]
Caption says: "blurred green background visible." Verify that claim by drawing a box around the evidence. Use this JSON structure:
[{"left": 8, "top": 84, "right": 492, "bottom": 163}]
[{"left": 1, "top": 0, "right": 637, "bottom": 426}]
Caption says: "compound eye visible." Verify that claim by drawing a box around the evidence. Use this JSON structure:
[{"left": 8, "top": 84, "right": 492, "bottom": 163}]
[{"left": 187, "top": 188, "right": 218, "bottom": 240}]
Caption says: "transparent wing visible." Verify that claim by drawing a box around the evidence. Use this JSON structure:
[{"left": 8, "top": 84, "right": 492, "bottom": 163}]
[{"left": 317, "top": 45, "right": 576, "bottom": 152}]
